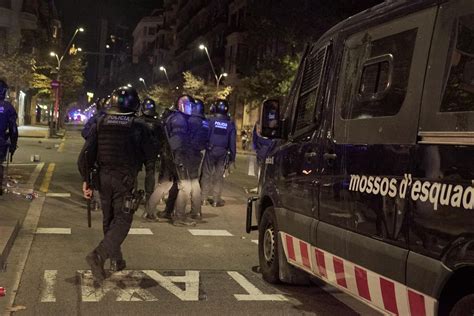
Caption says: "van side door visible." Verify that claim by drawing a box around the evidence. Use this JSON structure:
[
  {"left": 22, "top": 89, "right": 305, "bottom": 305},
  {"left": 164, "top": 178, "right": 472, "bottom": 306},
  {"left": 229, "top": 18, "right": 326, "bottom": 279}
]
[{"left": 319, "top": 6, "right": 437, "bottom": 314}]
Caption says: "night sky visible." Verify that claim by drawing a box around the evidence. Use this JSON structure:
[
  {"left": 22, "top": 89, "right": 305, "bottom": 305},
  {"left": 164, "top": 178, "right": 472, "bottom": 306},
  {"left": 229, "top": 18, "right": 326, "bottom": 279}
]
[{"left": 56, "top": 0, "right": 161, "bottom": 89}]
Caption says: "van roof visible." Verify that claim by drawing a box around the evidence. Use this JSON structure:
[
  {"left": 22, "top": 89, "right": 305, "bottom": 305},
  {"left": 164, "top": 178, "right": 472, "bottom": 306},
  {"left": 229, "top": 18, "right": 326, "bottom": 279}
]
[{"left": 318, "top": 0, "right": 442, "bottom": 43}]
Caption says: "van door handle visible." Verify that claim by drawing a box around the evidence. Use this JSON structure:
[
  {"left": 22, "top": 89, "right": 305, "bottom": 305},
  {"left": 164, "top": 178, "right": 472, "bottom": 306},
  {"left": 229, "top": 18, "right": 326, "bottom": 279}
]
[
  {"left": 323, "top": 153, "right": 337, "bottom": 161},
  {"left": 304, "top": 152, "right": 317, "bottom": 158}
]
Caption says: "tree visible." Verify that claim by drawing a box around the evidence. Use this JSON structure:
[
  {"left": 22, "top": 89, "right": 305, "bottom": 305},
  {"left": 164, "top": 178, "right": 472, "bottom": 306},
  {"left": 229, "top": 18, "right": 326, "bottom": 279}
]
[
  {"left": 59, "top": 56, "right": 86, "bottom": 106},
  {"left": 0, "top": 52, "right": 35, "bottom": 92},
  {"left": 147, "top": 84, "right": 179, "bottom": 109},
  {"left": 182, "top": 71, "right": 232, "bottom": 103}
]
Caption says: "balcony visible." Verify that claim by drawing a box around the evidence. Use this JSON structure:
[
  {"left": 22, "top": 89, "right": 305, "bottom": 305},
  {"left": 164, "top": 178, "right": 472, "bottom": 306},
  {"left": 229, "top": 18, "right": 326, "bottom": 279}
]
[{"left": 20, "top": 11, "right": 37, "bottom": 30}]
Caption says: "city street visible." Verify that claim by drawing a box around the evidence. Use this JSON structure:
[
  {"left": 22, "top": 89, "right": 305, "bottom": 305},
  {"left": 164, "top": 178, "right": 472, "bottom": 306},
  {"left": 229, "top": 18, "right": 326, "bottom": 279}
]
[{"left": 0, "top": 126, "right": 379, "bottom": 315}]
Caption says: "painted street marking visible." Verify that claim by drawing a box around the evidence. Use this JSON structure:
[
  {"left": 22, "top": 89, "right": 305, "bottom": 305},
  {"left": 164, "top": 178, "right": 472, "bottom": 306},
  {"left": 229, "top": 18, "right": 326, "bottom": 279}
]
[
  {"left": 10, "top": 163, "right": 41, "bottom": 166},
  {"left": 4, "top": 163, "right": 45, "bottom": 314},
  {"left": 40, "top": 163, "right": 55, "bottom": 193},
  {"left": 143, "top": 270, "right": 200, "bottom": 301},
  {"left": 79, "top": 270, "right": 158, "bottom": 302},
  {"left": 188, "top": 229, "right": 233, "bottom": 236},
  {"left": 128, "top": 228, "right": 153, "bottom": 235},
  {"left": 227, "top": 271, "right": 287, "bottom": 301},
  {"left": 40, "top": 270, "right": 57, "bottom": 302},
  {"left": 57, "top": 142, "right": 65, "bottom": 153},
  {"left": 45, "top": 193, "right": 71, "bottom": 198},
  {"left": 36, "top": 228, "right": 71, "bottom": 235},
  {"left": 251, "top": 240, "right": 259, "bottom": 245}
]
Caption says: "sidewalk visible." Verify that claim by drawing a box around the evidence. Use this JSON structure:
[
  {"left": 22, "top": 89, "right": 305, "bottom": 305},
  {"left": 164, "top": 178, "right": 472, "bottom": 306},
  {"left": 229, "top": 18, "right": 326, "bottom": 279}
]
[{"left": 18, "top": 125, "right": 67, "bottom": 138}]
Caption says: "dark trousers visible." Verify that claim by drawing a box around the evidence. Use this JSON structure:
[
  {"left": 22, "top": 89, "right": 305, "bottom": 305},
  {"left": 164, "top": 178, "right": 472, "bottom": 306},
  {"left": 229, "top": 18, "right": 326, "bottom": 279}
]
[
  {"left": 200, "top": 151, "right": 226, "bottom": 202},
  {"left": 0, "top": 146, "right": 7, "bottom": 193},
  {"left": 96, "top": 170, "right": 136, "bottom": 261}
]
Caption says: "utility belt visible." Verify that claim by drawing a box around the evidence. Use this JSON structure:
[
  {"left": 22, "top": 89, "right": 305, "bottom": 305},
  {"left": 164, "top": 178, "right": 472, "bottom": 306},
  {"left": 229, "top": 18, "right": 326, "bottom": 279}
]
[{"left": 123, "top": 189, "right": 144, "bottom": 214}]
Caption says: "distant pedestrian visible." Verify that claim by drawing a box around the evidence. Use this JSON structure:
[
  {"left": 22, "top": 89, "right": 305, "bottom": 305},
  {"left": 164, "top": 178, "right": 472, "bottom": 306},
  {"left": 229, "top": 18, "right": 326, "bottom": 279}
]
[{"left": 0, "top": 80, "right": 18, "bottom": 195}]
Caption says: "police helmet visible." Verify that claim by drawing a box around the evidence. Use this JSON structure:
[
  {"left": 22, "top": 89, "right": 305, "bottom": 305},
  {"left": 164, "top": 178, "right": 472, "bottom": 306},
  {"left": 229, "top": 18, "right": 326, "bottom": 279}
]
[
  {"left": 141, "top": 97, "right": 157, "bottom": 117},
  {"left": 192, "top": 99, "right": 205, "bottom": 117},
  {"left": 214, "top": 99, "right": 229, "bottom": 116},
  {"left": 176, "top": 95, "right": 194, "bottom": 116},
  {"left": 0, "top": 80, "right": 8, "bottom": 101},
  {"left": 110, "top": 86, "right": 140, "bottom": 113}
]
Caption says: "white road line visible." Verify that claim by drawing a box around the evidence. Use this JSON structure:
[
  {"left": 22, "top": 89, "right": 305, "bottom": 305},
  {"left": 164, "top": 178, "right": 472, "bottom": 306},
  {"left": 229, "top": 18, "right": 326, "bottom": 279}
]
[
  {"left": 4, "top": 163, "right": 45, "bottom": 315},
  {"left": 143, "top": 270, "right": 200, "bottom": 301},
  {"left": 251, "top": 240, "right": 259, "bottom": 245},
  {"left": 9, "top": 163, "right": 41, "bottom": 166},
  {"left": 45, "top": 193, "right": 71, "bottom": 198},
  {"left": 79, "top": 270, "right": 158, "bottom": 302},
  {"left": 188, "top": 229, "right": 233, "bottom": 236},
  {"left": 128, "top": 228, "right": 153, "bottom": 235},
  {"left": 40, "top": 270, "right": 57, "bottom": 302},
  {"left": 36, "top": 228, "right": 71, "bottom": 235},
  {"left": 227, "top": 271, "right": 287, "bottom": 301}
]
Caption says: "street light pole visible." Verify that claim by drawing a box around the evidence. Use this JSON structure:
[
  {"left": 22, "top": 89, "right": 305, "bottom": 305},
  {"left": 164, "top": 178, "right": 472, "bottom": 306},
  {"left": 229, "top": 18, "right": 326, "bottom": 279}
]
[
  {"left": 139, "top": 77, "right": 148, "bottom": 91},
  {"left": 49, "top": 27, "right": 84, "bottom": 134},
  {"left": 159, "top": 66, "right": 171, "bottom": 88},
  {"left": 199, "top": 44, "right": 219, "bottom": 84},
  {"left": 216, "top": 72, "right": 228, "bottom": 90}
]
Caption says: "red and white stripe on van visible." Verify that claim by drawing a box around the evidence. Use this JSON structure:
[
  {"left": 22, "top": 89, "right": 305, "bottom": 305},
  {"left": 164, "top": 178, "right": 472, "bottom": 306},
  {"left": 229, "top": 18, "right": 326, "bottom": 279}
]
[{"left": 280, "top": 232, "right": 437, "bottom": 316}]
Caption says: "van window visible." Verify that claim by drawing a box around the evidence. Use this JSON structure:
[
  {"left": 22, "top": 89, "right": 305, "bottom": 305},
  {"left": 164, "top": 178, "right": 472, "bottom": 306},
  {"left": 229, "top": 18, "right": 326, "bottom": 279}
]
[
  {"left": 292, "top": 45, "right": 328, "bottom": 134},
  {"left": 441, "top": 14, "right": 474, "bottom": 113},
  {"left": 341, "top": 29, "right": 418, "bottom": 119}
]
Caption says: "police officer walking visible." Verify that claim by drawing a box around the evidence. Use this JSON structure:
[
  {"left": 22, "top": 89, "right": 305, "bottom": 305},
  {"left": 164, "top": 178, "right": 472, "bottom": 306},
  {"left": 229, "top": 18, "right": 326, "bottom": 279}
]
[
  {"left": 139, "top": 98, "right": 161, "bottom": 220},
  {"left": 184, "top": 98, "right": 209, "bottom": 220},
  {"left": 82, "top": 97, "right": 106, "bottom": 139},
  {"left": 78, "top": 86, "right": 155, "bottom": 281},
  {"left": 0, "top": 80, "right": 18, "bottom": 194},
  {"left": 165, "top": 95, "right": 196, "bottom": 226},
  {"left": 201, "top": 100, "right": 236, "bottom": 207}
]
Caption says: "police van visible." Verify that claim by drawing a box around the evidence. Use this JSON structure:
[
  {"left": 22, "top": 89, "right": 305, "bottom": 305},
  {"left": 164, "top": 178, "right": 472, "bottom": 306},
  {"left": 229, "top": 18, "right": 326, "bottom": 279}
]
[{"left": 246, "top": 0, "right": 474, "bottom": 314}]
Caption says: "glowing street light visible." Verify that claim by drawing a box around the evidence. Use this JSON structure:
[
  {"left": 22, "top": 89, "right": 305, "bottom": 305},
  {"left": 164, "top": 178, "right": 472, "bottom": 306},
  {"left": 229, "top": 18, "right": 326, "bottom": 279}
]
[
  {"left": 198, "top": 44, "right": 219, "bottom": 86},
  {"left": 217, "top": 72, "right": 228, "bottom": 89},
  {"left": 159, "top": 66, "right": 171, "bottom": 87},
  {"left": 127, "top": 83, "right": 132, "bottom": 88},
  {"left": 139, "top": 77, "right": 148, "bottom": 90}
]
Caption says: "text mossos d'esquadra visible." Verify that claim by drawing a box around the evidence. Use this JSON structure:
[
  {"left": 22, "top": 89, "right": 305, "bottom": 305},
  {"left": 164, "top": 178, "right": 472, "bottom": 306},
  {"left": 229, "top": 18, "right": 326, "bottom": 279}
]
[{"left": 349, "top": 174, "right": 474, "bottom": 211}]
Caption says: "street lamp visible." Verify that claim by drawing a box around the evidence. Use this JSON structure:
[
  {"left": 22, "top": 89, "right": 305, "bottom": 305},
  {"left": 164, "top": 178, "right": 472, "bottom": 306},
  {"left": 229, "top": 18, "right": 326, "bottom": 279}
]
[
  {"left": 139, "top": 77, "right": 148, "bottom": 91},
  {"left": 159, "top": 66, "right": 171, "bottom": 87},
  {"left": 127, "top": 83, "right": 132, "bottom": 88},
  {"left": 48, "top": 26, "right": 85, "bottom": 134},
  {"left": 199, "top": 44, "right": 219, "bottom": 86},
  {"left": 217, "top": 72, "right": 228, "bottom": 89}
]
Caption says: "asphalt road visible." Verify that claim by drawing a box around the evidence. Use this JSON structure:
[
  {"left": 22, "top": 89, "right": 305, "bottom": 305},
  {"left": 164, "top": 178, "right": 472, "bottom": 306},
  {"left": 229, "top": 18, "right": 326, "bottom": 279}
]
[{"left": 0, "top": 125, "right": 379, "bottom": 315}]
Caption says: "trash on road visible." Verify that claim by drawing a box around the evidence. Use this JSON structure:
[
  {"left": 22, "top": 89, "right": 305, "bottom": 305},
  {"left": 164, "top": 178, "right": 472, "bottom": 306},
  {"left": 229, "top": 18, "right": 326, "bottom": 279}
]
[
  {"left": 0, "top": 287, "right": 5, "bottom": 297},
  {"left": 30, "top": 154, "right": 41, "bottom": 162}
]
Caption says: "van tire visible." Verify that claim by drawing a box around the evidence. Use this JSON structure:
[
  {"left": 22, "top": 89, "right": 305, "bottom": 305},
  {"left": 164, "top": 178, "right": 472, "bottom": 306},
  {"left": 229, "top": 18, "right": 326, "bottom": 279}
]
[
  {"left": 450, "top": 294, "right": 474, "bottom": 316},
  {"left": 259, "top": 207, "right": 280, "bottom": 283}
]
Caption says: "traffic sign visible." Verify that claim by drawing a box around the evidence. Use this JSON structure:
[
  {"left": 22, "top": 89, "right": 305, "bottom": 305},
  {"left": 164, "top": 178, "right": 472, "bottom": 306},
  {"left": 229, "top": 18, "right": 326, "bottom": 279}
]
[{"left": 51, "top": 80, "right": 60, "bottom": 88}]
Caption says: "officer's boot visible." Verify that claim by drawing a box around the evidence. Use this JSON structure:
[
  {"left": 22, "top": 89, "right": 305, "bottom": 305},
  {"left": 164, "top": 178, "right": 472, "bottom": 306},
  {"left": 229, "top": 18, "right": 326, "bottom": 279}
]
[
  {"left": 110, "top": 259, "right": 127, "bottom": 272},
  {"left": 85, "top": 248, "right": 107, "bottom": 282}
]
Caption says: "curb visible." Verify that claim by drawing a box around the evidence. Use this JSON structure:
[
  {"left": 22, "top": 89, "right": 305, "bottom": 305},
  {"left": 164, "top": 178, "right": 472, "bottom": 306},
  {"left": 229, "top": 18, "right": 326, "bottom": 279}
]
[{"left": 0, "top": 220, "right": 20, "bottom": 271}]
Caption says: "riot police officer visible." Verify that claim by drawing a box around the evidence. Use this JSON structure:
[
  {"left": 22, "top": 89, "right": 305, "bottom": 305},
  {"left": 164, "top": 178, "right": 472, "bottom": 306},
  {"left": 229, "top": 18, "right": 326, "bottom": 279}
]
[
  {"left": 78, "top": 86, "right": 155, "bottom": 281},
  {"left": 200, "top": 100, "right": 236, "bottom": 207},
  {"left": 165, "top": 95, "right": 196, "bottom": 226},
  {"left": 139, "top": 97, "right": 161, "bottom": 220},
  {"left": 145, "top": 104, "right": 180, "bottom": 222},
  {"left": 0, "top": 80, "right": 18, "bottom": 194},
  {"left": 183, "top": 98, "right": 209, "bottom": 220},
  {"left": 82, "top": 97, "right": 106, "bottom": 139}
]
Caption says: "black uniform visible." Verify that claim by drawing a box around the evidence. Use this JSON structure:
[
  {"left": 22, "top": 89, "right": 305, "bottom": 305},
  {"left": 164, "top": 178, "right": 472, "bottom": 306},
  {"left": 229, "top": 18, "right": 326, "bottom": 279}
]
[
  {"left": 0, "top": 81, "right": 18, "bottom": 194},
  {"left": 78, "top": 87, "right": 154, "bottom": 281},
  {"left": 146, "top": 108, "right": 179, "bottom": 219},
  {"left": 201, "top": 101, "right": 236, "bottom": 206}
]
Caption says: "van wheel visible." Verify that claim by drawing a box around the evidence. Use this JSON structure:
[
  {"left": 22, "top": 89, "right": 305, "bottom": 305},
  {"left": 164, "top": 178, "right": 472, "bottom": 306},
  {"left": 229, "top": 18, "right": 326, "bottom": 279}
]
[
  {"left": 450, "top": 294, "right": 474, "bottom": 316},
  {"left": 259, "top": 207, "right": 280, "bottom": 284}
]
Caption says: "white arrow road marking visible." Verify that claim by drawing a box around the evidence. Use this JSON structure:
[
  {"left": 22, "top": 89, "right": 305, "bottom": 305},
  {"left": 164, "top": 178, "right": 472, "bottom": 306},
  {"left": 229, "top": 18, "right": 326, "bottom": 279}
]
[
  {"left": 79, "top": 270, "right": 158, "bottom": 302},
  {"left": 143, "top": 270, "right": 200, "bottom": 301},
  {"left": 188, "top": 229, "right": 233, "bottom": 236},
  {"left": 251, "top": 240, "right": 259, "bottom": 245},
  {"left": 128, "top": 228, "right": 153, "bottom": 235},
  {"left": 227, "top": 271, "right": 287, "bottom": 301},
  {"left": 40, "top": 270, "right": 57, "bottom": 302},
  {"left": 36, "top": 228, "right": 71, "bottom": 235}
]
